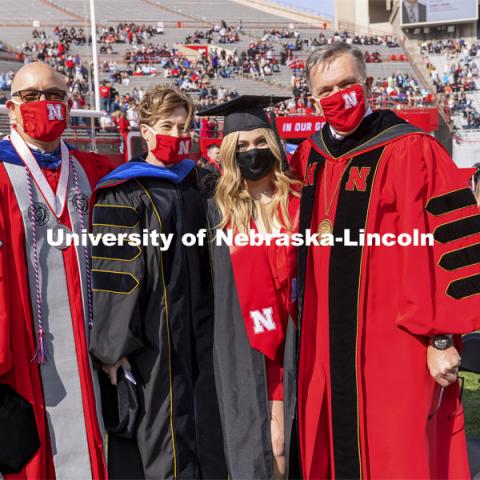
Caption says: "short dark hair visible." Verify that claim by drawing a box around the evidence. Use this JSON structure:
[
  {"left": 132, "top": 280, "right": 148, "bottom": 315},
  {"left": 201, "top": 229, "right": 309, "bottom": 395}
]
[
  {"left": 137, "top": 85, "right": 194, "bottom": 129},
  {"left": 305, "top": 43, "right": 367, "bottom": 86}
]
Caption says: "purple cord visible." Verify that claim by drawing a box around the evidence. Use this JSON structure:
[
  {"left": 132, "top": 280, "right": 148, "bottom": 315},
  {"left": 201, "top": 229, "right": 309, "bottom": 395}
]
[
  {"left": 26, "top": 171, "right": 47, "bottom": 364},
  {"left": 70, "top": 158, "right": 94, "bottom": 342},
  {"left": 26, "top": 154, "right": 94, "bottom": 363}
]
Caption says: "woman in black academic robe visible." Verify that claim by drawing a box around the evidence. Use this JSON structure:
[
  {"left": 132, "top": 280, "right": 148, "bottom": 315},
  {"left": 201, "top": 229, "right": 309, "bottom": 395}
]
[
  {"left": 89, "top": 86, "right": 226, "bottom": 480},
  {"left": 199, "top": 96, "right": 300, "bottom": 480}
]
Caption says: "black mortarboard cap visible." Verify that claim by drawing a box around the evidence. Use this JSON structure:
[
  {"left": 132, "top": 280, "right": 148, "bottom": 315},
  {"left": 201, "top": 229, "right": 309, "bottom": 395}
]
[
  {"left": 197, "top": 95, "right": 290, "bottom": 136},
  {"left": 99, "top": 368, "right": 140, "bottom": 439}
]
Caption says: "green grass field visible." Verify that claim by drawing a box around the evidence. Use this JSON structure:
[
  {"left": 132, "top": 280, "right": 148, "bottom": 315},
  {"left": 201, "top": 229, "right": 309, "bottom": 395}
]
[{"left": 463, "top": 372, "right": 480, "bottom": 438}]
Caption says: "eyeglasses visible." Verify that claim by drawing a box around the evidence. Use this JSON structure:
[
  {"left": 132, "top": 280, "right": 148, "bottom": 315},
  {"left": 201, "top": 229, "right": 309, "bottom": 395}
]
[{"left": 11, "top": 88, "right": 68, "bottom": 102}]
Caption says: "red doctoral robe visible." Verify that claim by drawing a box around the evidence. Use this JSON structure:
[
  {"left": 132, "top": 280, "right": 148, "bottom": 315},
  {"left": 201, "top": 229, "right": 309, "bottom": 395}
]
[
  {"left": 292, "top": 110, "right": 480, "bottom": 479},
  {"left": 0, "top": 136, "right": 113, "bottom": 479}
]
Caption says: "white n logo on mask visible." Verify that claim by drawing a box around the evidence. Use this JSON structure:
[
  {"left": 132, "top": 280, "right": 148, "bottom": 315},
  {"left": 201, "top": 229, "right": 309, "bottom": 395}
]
[
  {"left": 342, "top": 91, "right": 358, "bottom": 110},
  {"left": 47, "top": 104, "right": 64, "bottom": 121},
  {"left": 178, "top": 139, "right": 190, "bottom": 155},
  {"left": 250, "top": 307, "right": 276, "bottom": 334}
]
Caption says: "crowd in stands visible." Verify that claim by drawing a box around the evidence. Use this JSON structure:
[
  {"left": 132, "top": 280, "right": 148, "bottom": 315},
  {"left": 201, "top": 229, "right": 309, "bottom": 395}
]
[
  {"left": 276, "top": 30, "right": 405, "bottom": 74},
  {"left": 364, "top": 51, "right": 382, "bottom": 63},
  {"left": 108, "top": 28, "right": 403, "bottom": 101},
  {"left": 95, "top": 76, "right": 241, "bottom": 133},
  {"left": 421, "top": 38, "right": 480, "bottom": 130},
  {"left": 279, "top": 30, "right": 400, "bottom": 53},
  {"left": 288, "top": 68, "right": 433, "bottom": 109},
  {"left": 9, "top": 24, "right": 167, "bottom": 113},
  {"left": 99, "top": 38, "right": 284, "bottom": 96},
  {"left": 0, "top": 70, "right": 15, "bottom": 93},
  {"left": 34, "top": 26, "right": 87, "bottom": 46},
  {"left": 421, "top": 38, "right": 479, "bottom": 57},
  {"left": 371, "top": 73, "right": 434, "bottom": 107},
  {"left": 98, "top": 23, "right": 163, "bottom": 47},
  {"left": 0, "top": 22, "right": 445, "bottom": 137},
  {"left": 20, "top": 29, "right": 91, "bottom": 106},
  {"left": 185, "top": 21, "right": 241, "bottom": 44},
  {"left": 124, "top": 44, "right": 174, "bottom": 67}
]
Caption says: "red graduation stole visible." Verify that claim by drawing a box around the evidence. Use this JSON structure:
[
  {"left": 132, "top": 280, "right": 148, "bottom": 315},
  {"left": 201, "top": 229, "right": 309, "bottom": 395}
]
[{"left": 229, "top": 194, "right": 299, "bottom": 360}]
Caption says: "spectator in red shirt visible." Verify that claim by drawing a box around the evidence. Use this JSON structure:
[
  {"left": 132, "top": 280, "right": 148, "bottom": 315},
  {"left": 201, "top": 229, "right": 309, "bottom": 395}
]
[
  {"left": 113, "top": 110, "right": 130, "bottom": 162},
  {"left": 99, "top": 80, "right": 112, "bottom": 112}
]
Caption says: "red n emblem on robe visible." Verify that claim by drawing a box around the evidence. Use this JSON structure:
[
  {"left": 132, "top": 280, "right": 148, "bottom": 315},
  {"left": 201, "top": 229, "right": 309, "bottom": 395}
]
[
  {"left": 345, "top": 166, "right": 371, "bottom": 192},
  {"left": 304, "top": 163, "right": 317, "bottom": 187}
]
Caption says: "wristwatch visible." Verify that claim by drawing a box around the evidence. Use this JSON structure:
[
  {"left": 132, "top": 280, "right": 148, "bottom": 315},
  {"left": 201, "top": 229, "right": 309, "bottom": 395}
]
[{"left": 429, "top": 334, "right": 453, "bottom": 350}]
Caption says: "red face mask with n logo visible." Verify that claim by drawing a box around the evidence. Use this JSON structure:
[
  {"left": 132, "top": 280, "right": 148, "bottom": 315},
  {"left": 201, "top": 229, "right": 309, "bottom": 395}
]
[
  {"left": 19, "top": 100, "right": 67, "bottom": 142},
  {"left": 319, "top": 84, "right": 366, "bottom": 134},
  {"left": 148, "top": 129, "right": 192, "bottom": 166}
]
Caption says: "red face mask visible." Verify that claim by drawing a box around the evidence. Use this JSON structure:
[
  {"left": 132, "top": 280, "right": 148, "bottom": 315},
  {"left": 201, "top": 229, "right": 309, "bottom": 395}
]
[
  {"left": 147, "top": 128, "right": 192, "bottom": 165},
  {"left": 319, "top": 84, "right": 366, "bottom": 134},
  {"left": 18, "top": 100, "right": 68, "bottom": 142}
]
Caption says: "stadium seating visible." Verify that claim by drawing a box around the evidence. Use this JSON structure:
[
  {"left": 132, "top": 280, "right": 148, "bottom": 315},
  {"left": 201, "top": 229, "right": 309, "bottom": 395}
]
[{"left": 0, "top": 0, "right": 430, "bottom": 142}]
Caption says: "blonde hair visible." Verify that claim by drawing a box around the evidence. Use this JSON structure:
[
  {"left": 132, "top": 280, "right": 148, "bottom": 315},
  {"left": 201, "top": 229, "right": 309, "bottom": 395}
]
[
  {"left": 137, "top": 85, "right": 194, "bottom": 130},
  {"left": 476, "top": 181, "right": 480, "bottom": 206},
  {"left": 215, "top": 128, "right": 299, "bottom": 233}
]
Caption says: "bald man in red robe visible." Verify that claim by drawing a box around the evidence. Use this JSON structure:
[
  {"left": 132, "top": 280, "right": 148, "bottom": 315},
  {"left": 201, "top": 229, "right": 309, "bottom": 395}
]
[{"left": 0, "top": 62, "right": 112, "bottom": 478}]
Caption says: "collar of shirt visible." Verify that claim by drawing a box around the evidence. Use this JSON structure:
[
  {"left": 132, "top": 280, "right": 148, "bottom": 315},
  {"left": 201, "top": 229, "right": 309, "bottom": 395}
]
[{"left": 329, "top": 105, "right": 373, "bottom": 141}]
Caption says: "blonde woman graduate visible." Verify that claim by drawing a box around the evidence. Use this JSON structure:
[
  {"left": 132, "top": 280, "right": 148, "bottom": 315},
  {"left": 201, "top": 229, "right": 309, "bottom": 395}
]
[{"left": 199, "top": 95, "right": 301, "bottom": 480}]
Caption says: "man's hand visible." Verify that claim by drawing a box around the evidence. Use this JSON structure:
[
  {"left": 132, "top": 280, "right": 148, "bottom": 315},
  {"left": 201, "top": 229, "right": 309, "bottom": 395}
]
[
  {"left": 427, "top": 346, "right": 461, "bottom": 387},
  {"left": 102, "top": 357, "right": 131, "bottom": 386}
]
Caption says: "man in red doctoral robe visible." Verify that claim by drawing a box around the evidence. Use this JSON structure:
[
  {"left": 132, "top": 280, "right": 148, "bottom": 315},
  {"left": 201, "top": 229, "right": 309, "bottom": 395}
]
[
  {"left": 0, "top": 62, "right": 112, "bottom": 478},
  {"left": 292, "top": 43, "right": 480, "bottom": 479}
]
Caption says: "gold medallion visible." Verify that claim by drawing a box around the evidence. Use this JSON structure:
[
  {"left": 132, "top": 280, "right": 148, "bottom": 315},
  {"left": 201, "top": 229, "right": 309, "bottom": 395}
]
[{"left": 318, "top": 218, "right": 333, "bottom": 236}]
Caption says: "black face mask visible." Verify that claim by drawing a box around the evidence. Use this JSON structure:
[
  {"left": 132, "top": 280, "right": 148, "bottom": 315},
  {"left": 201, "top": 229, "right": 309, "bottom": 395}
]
[{"left": 236, "top": 147, "right": 275, "bottom": 181}]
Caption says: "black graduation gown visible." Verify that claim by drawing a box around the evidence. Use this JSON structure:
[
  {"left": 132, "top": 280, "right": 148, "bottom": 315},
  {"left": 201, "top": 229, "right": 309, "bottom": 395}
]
[
  {"left": 207, "top": 202, "right": 298, "bottom": 480},
  {"left": 89, "top": 162, "right": 226, "bottom": 480},
  {"left": 196, "top": 164, "right": 220, "bottom": 199}
]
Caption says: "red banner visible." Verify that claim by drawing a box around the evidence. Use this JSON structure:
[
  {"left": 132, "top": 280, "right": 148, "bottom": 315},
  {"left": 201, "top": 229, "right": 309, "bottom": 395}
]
[
  {"left": 275, "top": 108, "right": 440, "bottom": 139},
  {"left": 275, "top": 115, "right": 325, "bottom": 139},
  {"left": 184, "top": 44, "right": 209, "bottom": 56}
]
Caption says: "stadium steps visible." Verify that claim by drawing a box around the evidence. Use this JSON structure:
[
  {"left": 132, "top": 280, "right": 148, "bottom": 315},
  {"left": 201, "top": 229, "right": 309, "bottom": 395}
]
[
  {"left": 59, "top": 0, "right": 192, "bottom": 23},
  {"left": 0, "top": 60, "right": 22, "bottom": 73},
  {"left": 39, "top": 0, "right": 86, "bottom": 22},
  {"left": 209, "top": 76, "right": 291, "bottom": 95},
  {"left": 0, "top": 0, "right": 79, "bottom": 25},
  {"left": 98, "top": 69, "right": 291, "bottom": 97},
  {"left": 154, "top": 0, "right": 293, "bottom": 24}
]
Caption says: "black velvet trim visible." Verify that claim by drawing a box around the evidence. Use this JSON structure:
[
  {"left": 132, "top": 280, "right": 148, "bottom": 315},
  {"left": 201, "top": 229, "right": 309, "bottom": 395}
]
[
  {"left": 439, "top": 243, "right": 480, "bottom": 271},
  {"left": 93, "top": 243, "right": 141, "bottom": 262},
  {"left": 93, "top": 204, "right": 139, "bottom": 228},
  {"left": 447, "top": 274, "right": 480, "bottom": 299},
  {"left": 311, "top": 110, "right": 418, "bottom": 159},
  {"left": 296, "top": 148, "right": 324, "bottom": 333},
  {"left": 426, "top": 188, "right": 476, "bottom": 216},
  {"left": 328, "top": 147, "right": 383, "bottom": 479},
  {"left": 294, "top": 146, "right": 325, "bottom": 480},
  {"left": 92, "top": 269, "right": 139, "bottom": 294},
  {"left": 434, "top": 215, "right": 480, "bottom": 244}
]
